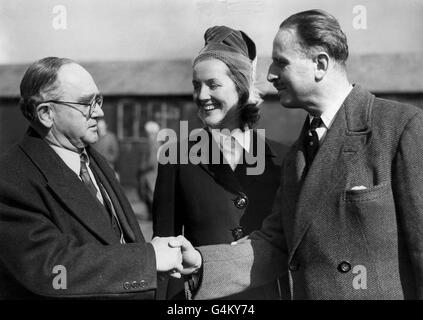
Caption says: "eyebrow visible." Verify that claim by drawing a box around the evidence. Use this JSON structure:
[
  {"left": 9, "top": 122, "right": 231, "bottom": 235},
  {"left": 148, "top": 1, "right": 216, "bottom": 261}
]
[
  {"left": 79, "top": 93, "right": 100, "bottom": 102},
  {"left": 192, "top": 78, "right": 221, "bottom": 84}
]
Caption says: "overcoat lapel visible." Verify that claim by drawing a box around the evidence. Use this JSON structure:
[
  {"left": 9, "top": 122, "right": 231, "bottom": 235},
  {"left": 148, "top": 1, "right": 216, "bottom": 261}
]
[
  {"left": 88, "top": 153, "right": 138, "bottom": 243},
  {"left": 237, "top": 131, "right": 277, "bottom": 187},
  {"left": 19, "top": 129, "right": 117, "bottom": 244},
  {"left": 286, "top": 85, "right": 374, "bottom": 259},
  {"left": 195, "top": 129, "right": 276, "bottom": 194},
  {"left": 195, "top": 129, "right": 243, "bottom": 194}
]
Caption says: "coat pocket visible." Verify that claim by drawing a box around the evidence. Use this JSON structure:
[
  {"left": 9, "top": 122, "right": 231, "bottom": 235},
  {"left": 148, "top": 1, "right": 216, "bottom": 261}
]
[
  {"left": 343, "top": 182, "right": 391, "bottom": 203},
  {"left": 341, "top": 181, "right": 397, "bottom": 257}
]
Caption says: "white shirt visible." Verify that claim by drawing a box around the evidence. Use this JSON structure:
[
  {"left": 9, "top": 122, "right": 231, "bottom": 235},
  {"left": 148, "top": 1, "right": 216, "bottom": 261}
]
[
  {"left": 50, "top": 145, "right": 104, "bottom": 204},
  {"left": 211, "top": 127, "right": 251, "bottom": 171},
  {"left": 309, "top": 85, "right": 353, "bottom": 143}
]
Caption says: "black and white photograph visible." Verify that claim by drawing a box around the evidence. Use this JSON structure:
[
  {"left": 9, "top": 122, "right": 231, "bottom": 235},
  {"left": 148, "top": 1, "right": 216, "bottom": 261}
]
[{"left": 0, "top": 0, "right": 423, "bottom": 311}]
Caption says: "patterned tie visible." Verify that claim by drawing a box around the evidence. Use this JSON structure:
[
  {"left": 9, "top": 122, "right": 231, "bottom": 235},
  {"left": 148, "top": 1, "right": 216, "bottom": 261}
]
[
  {"left": 305, "top": 117, "right": 323, "bottom": 169},
  {"left": 80, "top": 153, "right": 125, "bottom": 242},
  {"left": 80, "top": 153, "right": 99, "bottom": 199}
]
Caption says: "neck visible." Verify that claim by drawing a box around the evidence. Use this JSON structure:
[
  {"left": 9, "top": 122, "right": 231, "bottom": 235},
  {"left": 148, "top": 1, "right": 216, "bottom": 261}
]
[
  {"left": 305, "top": 75, "right": 352, "bottom": 117},
  {"left": 43, "top": 130, "right": 84, "bottom": 153}
]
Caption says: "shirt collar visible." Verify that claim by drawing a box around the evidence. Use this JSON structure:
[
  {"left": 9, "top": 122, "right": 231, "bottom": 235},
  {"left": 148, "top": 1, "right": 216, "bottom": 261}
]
[
  {"left": 49, "top": 144, "right": 87, "bottom": 176},
  {"left": 308, "top": 85, "right": 353, "bottom": 129},
  {"left": 308, "top": 104, "right": 340, "bottom": 129},
  {"left": 210, "top": 127, "right": 251, "bottom": 153}
]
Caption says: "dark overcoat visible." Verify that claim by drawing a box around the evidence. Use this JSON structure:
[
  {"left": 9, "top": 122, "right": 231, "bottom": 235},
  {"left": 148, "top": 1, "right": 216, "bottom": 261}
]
[{"left": 0, "top": 128, "right": 157, "bottom": 299}]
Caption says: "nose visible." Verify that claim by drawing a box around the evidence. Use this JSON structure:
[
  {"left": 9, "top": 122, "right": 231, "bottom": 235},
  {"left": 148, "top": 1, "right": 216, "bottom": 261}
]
[
  {"left": 267, "top": 63, "right": 279, "bottom": 83},
  {"left": 91, "top": 103, "right": 104, "bottom": 118},
  {"left": 197, "top": 84, "right": 210, "bottom": 101}
]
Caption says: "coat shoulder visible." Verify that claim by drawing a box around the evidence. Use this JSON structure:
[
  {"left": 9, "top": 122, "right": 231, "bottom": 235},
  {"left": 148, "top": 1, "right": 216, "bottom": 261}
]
[
  {"left": 372, "top": 96, "right": 422, "bottom": 122},
  {"left": 0, "top": 144, "right": 40, "bottom": 184}
]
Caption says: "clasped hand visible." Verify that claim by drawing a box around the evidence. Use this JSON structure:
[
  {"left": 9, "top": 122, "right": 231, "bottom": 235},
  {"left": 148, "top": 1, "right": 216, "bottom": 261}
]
[{"left": 151, "top": 235, "right": 202, "bottom": 278}]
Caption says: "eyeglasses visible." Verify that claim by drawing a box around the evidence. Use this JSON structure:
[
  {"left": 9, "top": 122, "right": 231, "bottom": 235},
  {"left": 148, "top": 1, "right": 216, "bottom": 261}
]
[{"left": 40, "top": 95, "right": 104, "bottom": 118}]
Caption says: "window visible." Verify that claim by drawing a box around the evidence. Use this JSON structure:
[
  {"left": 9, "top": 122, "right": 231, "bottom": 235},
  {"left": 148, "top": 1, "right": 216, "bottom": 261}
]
[{"left": 117, "top": 99, "right": 181, "bottom": 141}]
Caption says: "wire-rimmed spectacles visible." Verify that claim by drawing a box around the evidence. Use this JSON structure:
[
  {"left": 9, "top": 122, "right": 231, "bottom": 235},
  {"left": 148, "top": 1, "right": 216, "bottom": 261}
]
[{"left": 40, "top": 95, "right": 103, "bottom": 118}]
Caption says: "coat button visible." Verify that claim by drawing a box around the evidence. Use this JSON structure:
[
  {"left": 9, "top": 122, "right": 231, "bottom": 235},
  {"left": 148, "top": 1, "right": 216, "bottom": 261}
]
[
  {"left": 289, "top": 263, "right": 299, "bottom": 272},
  {"left": 123, "top": 282, "right": 131, "bottom": 290},
  {"left": 338, "top": 261, "right": 351, "bottom": 273},
  {"left": 234, "top": 192, "right": 248, "bottom": 209},
  {"left": 231, "top": 227, "right": 245, "bottom": 241}
]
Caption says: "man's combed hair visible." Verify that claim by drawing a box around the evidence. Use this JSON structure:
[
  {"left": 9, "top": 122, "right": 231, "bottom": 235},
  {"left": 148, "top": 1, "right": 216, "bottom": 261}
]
[
  {"left": 19, "top": 57, "right": 74, "bottom": 122},
  {"left": 281, "top": 9, "right": 349, "bottom": 65}
]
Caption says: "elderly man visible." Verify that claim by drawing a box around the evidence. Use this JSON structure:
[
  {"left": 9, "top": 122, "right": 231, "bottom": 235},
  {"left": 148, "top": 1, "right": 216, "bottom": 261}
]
[
  {"left": 176, "top": 9, "right": 423, "bottom": 300},
  {"left": 0, "top": 57, "right": 182, "bottom": 299}
]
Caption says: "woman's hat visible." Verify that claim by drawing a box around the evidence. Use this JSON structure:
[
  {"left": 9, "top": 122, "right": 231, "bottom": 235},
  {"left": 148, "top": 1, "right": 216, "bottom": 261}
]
[
  {"left": 202, "top": 25, "right": 256, "bottom": 61},
  {"left": 193, "top": 25, "right": 262, "bottom": 108}
]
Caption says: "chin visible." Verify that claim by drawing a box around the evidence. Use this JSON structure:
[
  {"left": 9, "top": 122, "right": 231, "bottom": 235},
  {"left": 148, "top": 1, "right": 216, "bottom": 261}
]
[
  {"left": 278, "top": 96, "right": 300, "bottom": 109},
  {"left": 84, "top": 134, "right": 99, "bottom": 145},
  {"left": 203, "top": 116, "right": 224, "bottom": 129}
]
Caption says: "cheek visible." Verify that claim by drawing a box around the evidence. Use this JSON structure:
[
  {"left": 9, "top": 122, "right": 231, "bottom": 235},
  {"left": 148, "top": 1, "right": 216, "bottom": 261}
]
[
  {"left": 221, "top": 89, "right": 239, "bottom": 109},
  {"left": 69, "top": 120, "right": 89, "bottom": 137}
]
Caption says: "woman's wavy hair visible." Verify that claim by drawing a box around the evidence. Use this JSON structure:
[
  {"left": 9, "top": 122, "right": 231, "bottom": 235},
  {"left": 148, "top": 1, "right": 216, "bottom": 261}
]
[{"left": 225, "top": 64, "right": 260, "bottom": 129}]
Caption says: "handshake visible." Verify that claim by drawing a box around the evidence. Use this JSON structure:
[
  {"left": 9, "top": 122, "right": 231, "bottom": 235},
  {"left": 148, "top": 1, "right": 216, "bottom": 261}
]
[{"left": 150, "top": 235, "right": 202, "bottom": 278}]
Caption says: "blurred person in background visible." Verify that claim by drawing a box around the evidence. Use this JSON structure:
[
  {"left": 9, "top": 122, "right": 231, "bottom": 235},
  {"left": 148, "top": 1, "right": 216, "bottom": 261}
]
[
  {"left": 92, "top": 118, "right": 120, "bottom": 178},
  {"left": 137, "top": 121, "right": 161, "bottom": 219},
  {"left": 152, "top": 26, "right": 289, "bottom": 300}
]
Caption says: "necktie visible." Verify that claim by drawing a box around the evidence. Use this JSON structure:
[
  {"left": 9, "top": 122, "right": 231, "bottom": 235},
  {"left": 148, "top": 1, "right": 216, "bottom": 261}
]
[
  {"left": 305, "top": 117, "right": 322, "bottom": 169},
  {"left": 80, "top": 153, "right": 99, "bottom": 199},
  {"left": 80, "top": 153, "right": 125, "bottom": 243}
]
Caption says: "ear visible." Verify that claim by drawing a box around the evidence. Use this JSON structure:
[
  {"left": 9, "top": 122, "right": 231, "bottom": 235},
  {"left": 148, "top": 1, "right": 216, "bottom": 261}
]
[
  {"left": 314, "top": 52, "right": 329, "bottom": 81},
  {"left": 36, "top": 103, "right": 54, "bottom": 128}
]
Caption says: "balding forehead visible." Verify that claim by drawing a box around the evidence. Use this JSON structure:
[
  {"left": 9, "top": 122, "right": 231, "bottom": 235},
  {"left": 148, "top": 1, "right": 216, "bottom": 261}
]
[
  {"left": 57, "top": 63, "right": 94, "bottom": 83},
  {"left": 56, "top": 63, "right": 99, "bottom": 98}
]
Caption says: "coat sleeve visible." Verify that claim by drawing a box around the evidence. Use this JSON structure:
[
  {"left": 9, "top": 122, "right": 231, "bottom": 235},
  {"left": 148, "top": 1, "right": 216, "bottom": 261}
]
[
  {"left": 152, "top": 162, "right": 185, "bottom": 299},
  {"left": 152, "top": 162, "right": 183, "bottom": 237},
  {"left": 393, "top": 111, "right": 423, "bottom": 298},
  {"left": 0, "top": 179, "right": 157, "bottom": 299},
  {"left": 194, "top": 185, "right": 289, "bottom": 299}
]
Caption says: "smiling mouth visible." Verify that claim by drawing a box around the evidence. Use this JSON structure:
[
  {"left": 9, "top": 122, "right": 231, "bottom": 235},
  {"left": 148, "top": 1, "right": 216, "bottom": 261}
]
[{"left": 201, "top": 104, "right": 219, "bottom": 112}]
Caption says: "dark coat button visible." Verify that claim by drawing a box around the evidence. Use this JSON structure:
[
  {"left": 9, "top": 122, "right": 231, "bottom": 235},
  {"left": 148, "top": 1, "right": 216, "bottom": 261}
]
[
  {"left": 231, "top": 227, "right": 245, "bottom": 241},
  {"left": 234, "top": 192, "right": 248, "bottom": 209},
  {"left": 338, "top": 261, "right": 351, "bottom": 273},
  {"left": 289, "top": 263, "right": 299, "bottom": 272}
]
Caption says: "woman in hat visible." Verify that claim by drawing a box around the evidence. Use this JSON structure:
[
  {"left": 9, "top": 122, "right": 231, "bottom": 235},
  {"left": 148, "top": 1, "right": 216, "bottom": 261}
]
[{"left": 153, "top": 26, "right": 288, "bottom": 299}]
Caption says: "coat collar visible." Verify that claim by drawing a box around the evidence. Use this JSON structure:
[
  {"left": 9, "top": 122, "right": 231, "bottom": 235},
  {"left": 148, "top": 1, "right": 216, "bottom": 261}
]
[
  {"left": 89, "top": 150, "right": 143, "bottom": 243},
  {"left": 19, "top": 128, "right": 121, "bottom": 245},
  {"left": 286, "top": 85, "right": 374, "bottom": 258},
  {"left": 193, "top": 129, "right": 276, "bottom": 195}
]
